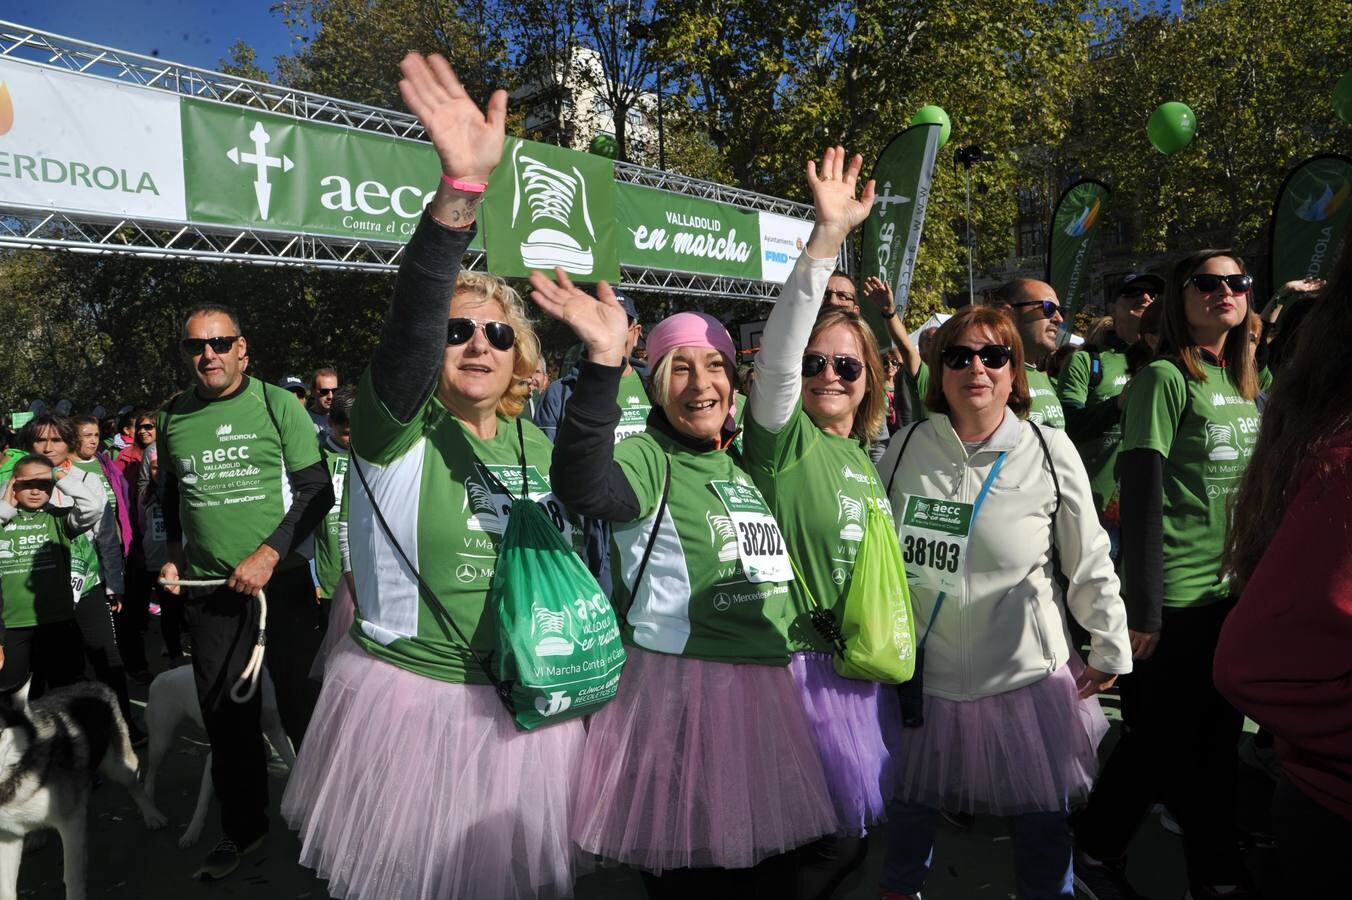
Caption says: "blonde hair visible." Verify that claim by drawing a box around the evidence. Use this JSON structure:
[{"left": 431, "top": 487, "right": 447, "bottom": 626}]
[
  {"left": 452, "top": 272, "right": 540, "bottom": 419},
  {"left": 649, "top": 347, "right": 735, "bottom": 408}
]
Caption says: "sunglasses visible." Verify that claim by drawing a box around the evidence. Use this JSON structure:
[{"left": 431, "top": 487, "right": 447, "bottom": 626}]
[
  {"left": 180, "top": 335, "right": 240, "bottom": 356},
  {"left": 802, "top": 352, "right": 865, "bottom": 382},
  {"left": 1119, "top": 287, "right": 1156, "bottom": 300},
  {"left": 940, "top": 344, "right": 1014, "bottom": 371},
  {"left": 447, "top": 317, "right": 516, "bottom": 351},
  {"left": 1184, "top": 273, "right": 1252, "bottom": 295},
  {"left": 314, "top": 387, "right": 336, "bottom": 396},
  {"left": 14, "top": 479, "right": 54, "bottom": 491},
  {"left": 1009, "top": 299, "right": 1063, "bottom": 319},
  {"left": 136, "top": 423, "right": 156, "bottom": 432}
]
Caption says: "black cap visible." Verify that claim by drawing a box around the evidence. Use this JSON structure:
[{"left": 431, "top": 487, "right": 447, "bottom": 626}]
[
  {"left": 279, "top": 375, "right": 306, "bottom": 393},
  {"left": 614, "top": 292, "right": 639, "bottom": 323},
  {"left": 1116, "top": 272, "right": 1165, "bottom": 297}
]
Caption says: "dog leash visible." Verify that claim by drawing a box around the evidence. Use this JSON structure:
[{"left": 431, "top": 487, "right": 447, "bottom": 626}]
[{"left": 158, "top": 579, "right": 266, "bottom": 704}]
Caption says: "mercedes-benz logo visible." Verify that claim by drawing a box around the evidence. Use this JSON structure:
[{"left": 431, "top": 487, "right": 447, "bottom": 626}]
[
  {"left": 455, "top": 563, "right": 478, "bottom": 583},
  {"left": 832, "top": 568, "right": 846, "bottom": 586},
  {"left": 713, "top": 592, "right": 731, "bottom": 611}
]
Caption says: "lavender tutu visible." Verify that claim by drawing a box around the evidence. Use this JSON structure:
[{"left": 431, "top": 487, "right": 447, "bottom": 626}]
[
  {"left": 571, "top": 646, "right": 838, "bottom": 872},
  {"left": 282, "top": 638, "right": 587, "bottom": 900},
  {"left": 896, "top": 660, "right": 1109, "bottom": 816},
  {"left": 308, "top": 576, "right": 356, "bottom": 679},
  {"left": 789, "top": 651, "right": 900, "bottom": 833}
]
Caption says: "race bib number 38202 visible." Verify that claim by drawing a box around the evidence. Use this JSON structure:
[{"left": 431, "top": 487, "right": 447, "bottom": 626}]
[
  {"left": 710, "top": 480, "right": 793, "bottom": 584},
  {"left": 899, "top": 494, "right": 973, "bottom": 593}
]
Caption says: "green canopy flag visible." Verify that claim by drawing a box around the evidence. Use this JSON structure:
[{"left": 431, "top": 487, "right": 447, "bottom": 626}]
[
  {"left": 1268, "top": 153, "right": 1352, "bottom": 294},
  {"left": 1047, "top": 179, "right": 1111, "bottom": 343},
  {"left": 859, "top": 123, "right": 942, "bottom": 346}
]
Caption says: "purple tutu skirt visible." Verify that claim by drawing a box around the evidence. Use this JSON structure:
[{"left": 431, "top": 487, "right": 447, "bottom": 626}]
[
  {"left": 896, "top": 660, "right": 1109, "bottom": 816},
  {"left": 789, "top": 651, "right": 900, "bottom": 833},
  {"left": 571, "top": 646, "right": 838, "bottom": 872},
  {"left": 282, "top": 638, "right": 587, "bottom": 900}
]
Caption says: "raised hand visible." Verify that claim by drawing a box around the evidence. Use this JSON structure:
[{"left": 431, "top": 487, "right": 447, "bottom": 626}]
[
  {"left": 807, "top": 146, "right": 876, "bottom": 241},
  {"left": 528, "top": 269, "right": 630, "bottom": 368},
  {"left": 398, "top": 53, "right": 506, "bottom": 184},
  {"left": 863, "top": 275, "right": 895, "bottom": 311}
]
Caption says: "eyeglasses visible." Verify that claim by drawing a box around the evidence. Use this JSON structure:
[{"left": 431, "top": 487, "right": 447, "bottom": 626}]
[
  {"left": 136, "top": 423, "right": 156, "bottom": 432},
  {"left": 940, "top": 344, "right": 1014, "bottom": 371},
  {"left": 801, "top": 352, "right": 865, "bottom": 382},
  {"left": 14, "top": 479, "right": 54, "bottom": 491},
  {"left": 823, "top": 289, "right": 857, "bottom": 304},
  {"left": 1008, "top": 299, "right": 1063, "bottom": 319},
  {"left": 447, "top": 317, "right": 516, "bottom": 351},
  {"left": 180, "top": 335, "right": 240, "bottom": 356},
  {"left": 1184, "top": 273, "right": 1252, "bottom": 295}
]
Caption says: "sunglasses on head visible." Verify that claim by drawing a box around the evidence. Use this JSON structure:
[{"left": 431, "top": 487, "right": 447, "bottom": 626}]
[
  {"left": 1009, "top": 299, "right": 1062, "bottom": 319},
  {"left": 447, "top": 317, "right": 516, "bottom": 351},
  {"left": 1184, "top": 273, "right": 1252, "bottom": 295},
  {"left": 802, "top": 352, "right": 865, "bottom": 382},
  {"left": 940, "top": 344, "right": 1014, "bottom": 371},
  {"left": 180, "top": 335, "right": 240, "bottom": 356}
]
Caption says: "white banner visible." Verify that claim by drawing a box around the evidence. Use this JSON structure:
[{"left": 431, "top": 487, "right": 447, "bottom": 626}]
[
  {"left": 758, "top": 211, "right": 816, "bottom": 284},
  {"left": 0, "top": 58, "right": 186, "bottom": 221}
]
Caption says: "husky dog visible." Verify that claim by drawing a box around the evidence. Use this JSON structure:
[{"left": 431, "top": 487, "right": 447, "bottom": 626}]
[
  {"left": 142, "top": 665, "right": 295, "bottom": 849},
  {"left": 0, "top": 681, "right": 167, "bottom": 900}
]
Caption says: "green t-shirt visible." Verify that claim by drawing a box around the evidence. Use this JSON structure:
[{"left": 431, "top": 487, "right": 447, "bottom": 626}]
[
  {"left": 1056, "top": 345, "right": 1131, "bottom": 512},
  {"left": 906, "top": 362, "right": 932, "bottom": 422},
  {"left": 157, "top": 377, "right": 322, "bottom": 579},
  {"left": 348, "top": 373, "right": 582, "bottom": 684},
  {"left": 743, "top": 403, "right": 892, "bottom": 653},
  {"left": 314, "top": 439, "right": 349, "bottom": 598},
  {"left": 608, "top": 429, "right": 795, "bottom": 665},
  {"left": 0, "top": 506, "right": 78, "bottom": 627},
  {"left": 0, "top": 450, "right": 28, "bottom": 487},
  {"left": 1025, "top": 365, "right": 1065, "bottom": 429},
  {"left": 69, "top": 458, "right": 116, "bottom": 597},
  {"left": 614, "top": 370, "right": 653, "bottom": 443},
  {"left": 1120, "top": 359, "right": 1259, "bottom": 607}
]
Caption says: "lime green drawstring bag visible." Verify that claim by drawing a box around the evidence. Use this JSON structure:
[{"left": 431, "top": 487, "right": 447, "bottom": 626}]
[
  {"left": 490, "top": 494, "right": 627, "bottom": 730},
  {"left": 802, "top": 489, "right": 917, "bottom": 684}
]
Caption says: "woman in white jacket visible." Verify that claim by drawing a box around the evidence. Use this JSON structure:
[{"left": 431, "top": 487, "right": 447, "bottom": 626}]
[{"left": 875, "top": 305, "right": 1132, "bottom": 900}]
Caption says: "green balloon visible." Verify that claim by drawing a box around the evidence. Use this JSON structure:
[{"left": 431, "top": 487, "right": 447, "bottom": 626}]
[
  {"left": 589, "top": 133, "right": 618, "bottom": 159},
  {"left": 911, "top": 105, "right": 951, "bottom": 148},
  {"left": 1335, "top": 71, "right": 1352, "bottom": 124},
  {"left": 1147, "top": 101, "right": 1197, "bottom": 155}
]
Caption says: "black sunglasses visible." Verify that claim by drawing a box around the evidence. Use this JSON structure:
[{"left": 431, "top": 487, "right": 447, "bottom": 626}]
[
  {"left": 447, "top": 317, "right": 516, "bottom": 351},
  {"left": 1184, "top": 273, "right": 1252, "bottom": 295},
  {"left": 940, "top": 344, "right": 1014, "bottom": 371},
  {"left": 1009, "top": 299, "right": 1063, "bottom": 319},
  {"left": 314, "top": 387, "right": 336, "bottom": 396},
  {"left": 14, "top": 479, "right": 54, "bottom": 491},
  {"left": 1119, "top": 286, "right": 1156, "bottom": 300},
  {"left": 136, "top": 423, "right": 156, "bottom": 431},
  {"left": 180, "top": 335, "right": 240, "bottom": 356},
  {"left": 802, "top": 352, "right": 865, "bottom": 382}
]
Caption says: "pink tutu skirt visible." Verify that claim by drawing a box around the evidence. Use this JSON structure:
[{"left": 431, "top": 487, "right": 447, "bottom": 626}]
[
  {"left": 282, "top": 638, "right": 587, "bottom": 900},
  {"left": 896, "top": 661, "right": 1109, "bottom": 816},
  {"left": 309, "top": 576, "right": 356, "bottom": 679},
  {"left": 789, "top": 651, "right": 900, "bottom": 834},
  {"left": 571, "top": 646, "right": 838, "bottom": 872}
]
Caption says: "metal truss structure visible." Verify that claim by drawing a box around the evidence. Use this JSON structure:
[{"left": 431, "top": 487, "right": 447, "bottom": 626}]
[{"left": 0, "top": 20, "right": 820, "bottom": 301}]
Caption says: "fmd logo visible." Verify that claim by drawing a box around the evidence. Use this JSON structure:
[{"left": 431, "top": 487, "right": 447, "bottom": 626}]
[
  {"left": 764, "top": 250, "right": 789, "bottom": 264},
  {"left": 226, "top": 121, "right": 295, "bottom": 220}
]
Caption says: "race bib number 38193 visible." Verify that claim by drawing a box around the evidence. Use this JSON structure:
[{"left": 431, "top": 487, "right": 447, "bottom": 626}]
[{"left": 899, "top": 495, "right": 973, "bottom": 593}]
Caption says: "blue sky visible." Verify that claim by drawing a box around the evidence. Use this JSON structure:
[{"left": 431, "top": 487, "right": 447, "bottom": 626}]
[{"left": 5, "top": 1, "right": 295, "bottom": 75}]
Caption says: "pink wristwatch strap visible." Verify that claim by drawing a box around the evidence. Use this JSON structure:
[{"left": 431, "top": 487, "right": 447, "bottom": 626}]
[{"left": 441, "top": 174, "right": 487, "bottom": 194}]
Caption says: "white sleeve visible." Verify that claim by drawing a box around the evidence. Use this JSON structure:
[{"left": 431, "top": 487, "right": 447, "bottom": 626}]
[
  {"left": 1046, "top": 427, "right": 1132, "bottom": 675},
  {"left": 54, "top": 469, "right": 105, "bottom": 537},
  {"left": 748, "top": 249, "right": 837, "bottom": 432},
  {"left": 338, "top": 519, "right": 351, "bottom": 574}
]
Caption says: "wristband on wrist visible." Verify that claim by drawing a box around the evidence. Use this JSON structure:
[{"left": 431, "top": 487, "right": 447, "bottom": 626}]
[
  {"left": 441, "top": 174, "right": 487, "bottom": 194},
  {"left": 882, "top": 308, "right": 897, "bottom": 319}
]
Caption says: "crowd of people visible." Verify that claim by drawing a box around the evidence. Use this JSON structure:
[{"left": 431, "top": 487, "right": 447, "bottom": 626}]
[{"left": 0, "top": 52, "right": 1347, "bottom": 900}]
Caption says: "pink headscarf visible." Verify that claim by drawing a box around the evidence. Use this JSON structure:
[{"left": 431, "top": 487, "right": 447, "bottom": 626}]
[{"left": 645, "top": 312, "right": 737, "bottom": 367}]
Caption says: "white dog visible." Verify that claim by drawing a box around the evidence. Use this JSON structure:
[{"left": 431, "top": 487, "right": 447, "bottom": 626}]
[
  {"left": 142, "top": 666, "right": 295, "bottom": 848},
  {"left": 0, "top": 681, "right": 167, "bottom": 900}
]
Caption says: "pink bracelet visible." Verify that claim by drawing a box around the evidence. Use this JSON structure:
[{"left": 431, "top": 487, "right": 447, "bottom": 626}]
[{"left": 441, "top": 174, "right": 487, "bottom": 194}]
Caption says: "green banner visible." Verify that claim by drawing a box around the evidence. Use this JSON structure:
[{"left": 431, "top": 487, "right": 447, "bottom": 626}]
[
  {"left": 616, "top": 185, "right": 762, "bottom": 279},
  {"left": 480, "top": 137, "right": 619, "bottom": 282},
  {"left": 1269, "top": 153, "right": 1352, "bottom": 293},
  {"left": 860, "top": 123, "right": 941, "bottom": 344},
  {"left": 1047, "top": 179, "right": 1110, "bottom": 342}
]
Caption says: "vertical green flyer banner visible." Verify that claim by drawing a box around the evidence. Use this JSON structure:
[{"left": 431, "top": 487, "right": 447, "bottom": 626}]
[
  {"left": 480, "top": 137, "right": 619, "bottom": 282},
  {"left": 1047, "top": 178, "right": 1111, "bottom": 340},
  {"left": 1269, "top": 153, "right": 1352, "bottom": 293},
  {"left": 616, "top": 185, "right": 762, "bottom": 279}
]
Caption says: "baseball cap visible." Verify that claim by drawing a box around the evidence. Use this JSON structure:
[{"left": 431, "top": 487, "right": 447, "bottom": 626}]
[
  {"left": 1116, "top": 272, "right": 1164, "bottom": 297},
  {"left": 279, "top": 375, "right": 306, "bottom": 393},
  {"left": 614, "top": 292, "right": 639, "bottom": 323}
]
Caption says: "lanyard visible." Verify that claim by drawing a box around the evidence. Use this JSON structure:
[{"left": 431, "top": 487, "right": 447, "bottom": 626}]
[{"left": 915, "top": 450, "right": 1008, "bottom": 651}]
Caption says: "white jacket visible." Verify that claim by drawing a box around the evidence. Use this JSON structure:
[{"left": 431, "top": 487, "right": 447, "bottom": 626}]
[{"left": 876, "top": 409, "right": 1131, "bottom": 701}]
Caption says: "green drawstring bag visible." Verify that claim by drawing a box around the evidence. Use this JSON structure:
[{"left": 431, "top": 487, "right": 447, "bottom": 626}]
[
  {"left": 490, "top": 496, "right": 627, "bottom": 730},
  {"left": 832, "top": 497, "right": 917, "bottom": 683}
]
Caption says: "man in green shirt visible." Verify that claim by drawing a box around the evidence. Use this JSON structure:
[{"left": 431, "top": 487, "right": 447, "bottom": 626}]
[
  {"left": 158, "top": 303, "right": 335, "bottom": 880},
  {"left": 312, "top": 387, "right": 352, "bottom": 604},
  {"left": 988, "top": 278, "right": 1067, "bottom": 429}
]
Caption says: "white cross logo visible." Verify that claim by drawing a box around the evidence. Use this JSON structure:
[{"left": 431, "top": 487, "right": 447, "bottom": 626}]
[
  {"left": 226, "top": 122, "right": 294, "bottom": 220},
  {"left": 874, "top": 180, "right": 912, "bottom": 217}
]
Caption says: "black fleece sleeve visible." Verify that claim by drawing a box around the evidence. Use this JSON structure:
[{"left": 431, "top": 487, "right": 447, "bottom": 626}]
[
  {"left": 161, "top": 461, "right": 182, "bottom": 544},
  {"left": 1063, "top": 398, "right": 1122, "bottom": 445},
  {"left": 549, "top": 360, "right": 641, "bottom": 521},
  {"left": 262, "top": 460, "right": 335, "bottom": 558},
  {"left": 370, "top": 212, "right": 479, "bottom": 423},
  {"left": 1119, "top": 447, "right": 1165, "bottom": 632}
]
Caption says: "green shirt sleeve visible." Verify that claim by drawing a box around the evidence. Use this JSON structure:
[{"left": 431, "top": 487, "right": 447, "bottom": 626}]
[
  {"left": 269, "top": 383, "right": 323, "bottom": 473},
  {"left": 1057, "top": 349, "right": 1091, "bottom": 408},
  {"left": 742, "top": 402, "right": 817, "bottom": 480},
  {"left": 612, "top": 434, "right": 668, "bottom": 521},
  {"left": 351, "top": 369, "right": 435, "bottom": 465},
  {"left": 1259, "top": 366, "right": 1273, "bottom": 392},
  {"left": 1120, "top": 360, "right": 1188, "bottom": 457}
]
